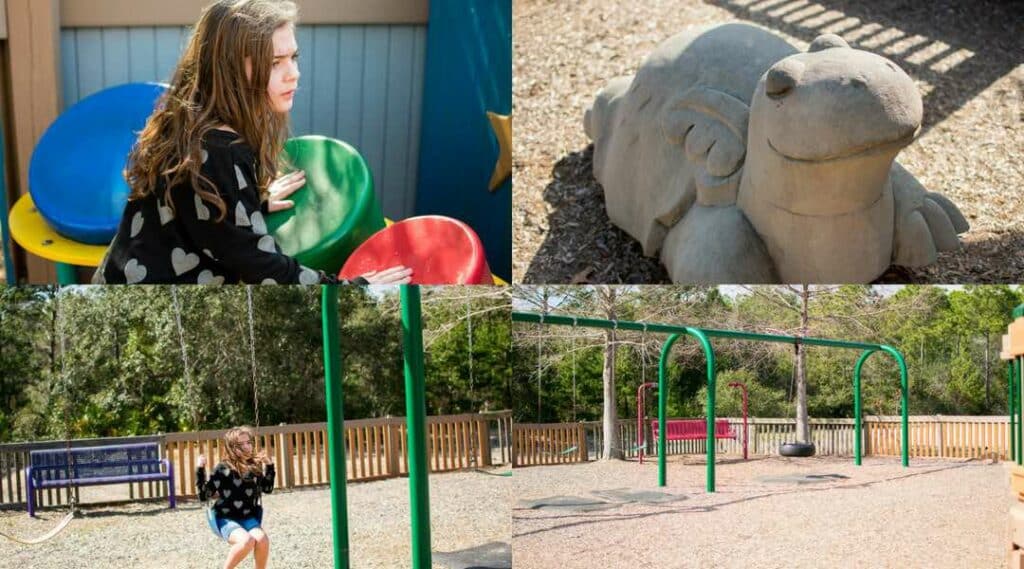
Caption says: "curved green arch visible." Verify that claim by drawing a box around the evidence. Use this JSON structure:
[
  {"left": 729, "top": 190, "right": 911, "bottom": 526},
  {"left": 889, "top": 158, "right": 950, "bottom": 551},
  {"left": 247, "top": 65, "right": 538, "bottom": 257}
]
[
  {"left": 657, "top": 330, "right": 716, "bottom": 490},
  {"left": 853, "top": 346, "right": 909, "bottom": 467}
]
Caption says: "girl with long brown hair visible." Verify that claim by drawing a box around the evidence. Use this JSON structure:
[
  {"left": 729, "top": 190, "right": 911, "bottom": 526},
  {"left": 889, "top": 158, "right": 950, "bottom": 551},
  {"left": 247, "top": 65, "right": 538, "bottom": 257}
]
[
  {"left": 94, "top": 0, "right": 410, "bottom": 285},
  {"left": 197, "top": 426, "right": 275, "bottom": 569}
]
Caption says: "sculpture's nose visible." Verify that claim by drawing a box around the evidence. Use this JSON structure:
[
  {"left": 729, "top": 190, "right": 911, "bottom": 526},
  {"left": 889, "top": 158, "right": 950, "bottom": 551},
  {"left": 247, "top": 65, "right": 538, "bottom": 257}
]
[{"left": 765, "top": 59, "right": 804, "bottom": 98}]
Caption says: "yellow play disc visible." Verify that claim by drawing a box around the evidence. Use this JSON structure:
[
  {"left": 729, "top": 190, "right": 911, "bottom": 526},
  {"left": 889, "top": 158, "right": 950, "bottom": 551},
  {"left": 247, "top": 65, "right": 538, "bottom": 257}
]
[{"left": 8, "top": 194, "right": 108, "bottom": 267}]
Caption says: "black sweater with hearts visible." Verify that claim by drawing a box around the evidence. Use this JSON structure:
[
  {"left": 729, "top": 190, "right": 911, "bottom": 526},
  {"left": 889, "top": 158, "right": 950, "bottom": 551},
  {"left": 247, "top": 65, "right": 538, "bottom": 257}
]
[
  {"left": 196, "top": 462, "right": 275, "bottom": 521},
  {"left": 95, "top": 130, "right": 365, "bottom": 285}
]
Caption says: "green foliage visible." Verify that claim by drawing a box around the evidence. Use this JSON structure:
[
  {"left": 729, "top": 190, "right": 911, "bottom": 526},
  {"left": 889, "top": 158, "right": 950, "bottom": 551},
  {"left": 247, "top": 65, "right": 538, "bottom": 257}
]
[
  {"left": 0, "top": 286, "right": 510, "bottom": 443},
  {"left": 512, "top": 285, "right": 1023, "bottom": 423}
]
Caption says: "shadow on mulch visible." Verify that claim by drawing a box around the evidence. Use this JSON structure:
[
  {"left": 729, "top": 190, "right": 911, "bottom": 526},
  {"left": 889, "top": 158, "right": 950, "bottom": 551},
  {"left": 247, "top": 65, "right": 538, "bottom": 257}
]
[
  {"left": 435, "top": 541, "right": 512, "bottom": 569},
  {"left": 521, "top": 0, "right": 1023, "bottom": 285},
  {"left": 708, "top": 0, "right": 1023, "bottom": 137},
  {"left": 523, "top": 146, "right": 670, "bottom": 284}
]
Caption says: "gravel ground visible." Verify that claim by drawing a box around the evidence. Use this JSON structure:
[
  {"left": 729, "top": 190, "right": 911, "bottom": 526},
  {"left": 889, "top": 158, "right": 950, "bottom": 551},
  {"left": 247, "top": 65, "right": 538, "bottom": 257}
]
[
  {"left": 0, "top": 469, "right": 510, "bottom": 569},
  {"left": 512, "top": 455, "right": 1010, "bottom": 568},
  {"left": 513, "top": 0, "right": 1024, "bottom": 284}
]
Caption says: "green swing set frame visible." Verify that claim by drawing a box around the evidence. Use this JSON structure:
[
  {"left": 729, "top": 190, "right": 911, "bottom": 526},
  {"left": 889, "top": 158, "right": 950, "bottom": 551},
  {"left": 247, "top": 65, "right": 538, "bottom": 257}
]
[
  {"left": 322, "top": 285, "right": 432, "bottom": 569},
  {"left": 512, "top": 311, "right": 911, "bottom": 492}
]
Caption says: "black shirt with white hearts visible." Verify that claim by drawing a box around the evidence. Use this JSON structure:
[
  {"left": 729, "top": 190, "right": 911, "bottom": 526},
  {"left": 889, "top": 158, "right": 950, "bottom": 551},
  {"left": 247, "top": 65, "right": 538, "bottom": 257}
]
[
  {"left": 196, "top": 461, "right": 275, "bottom": 522},
  {"left": 95, "top": 129, "right": 353, "bottom": 285}
]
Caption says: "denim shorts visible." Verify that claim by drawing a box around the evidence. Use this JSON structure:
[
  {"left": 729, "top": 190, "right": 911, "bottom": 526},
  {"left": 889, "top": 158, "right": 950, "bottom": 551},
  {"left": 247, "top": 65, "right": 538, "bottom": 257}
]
[{"left": 215, "top": 516, "right": 262, "bottom": 541}]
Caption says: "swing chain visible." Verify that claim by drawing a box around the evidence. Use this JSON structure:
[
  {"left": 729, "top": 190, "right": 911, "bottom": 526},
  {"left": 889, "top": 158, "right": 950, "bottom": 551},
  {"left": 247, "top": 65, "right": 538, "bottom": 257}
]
[
  {"left": 55, "top": 291, "right": 77, "bottom": 513},
  {"left": 246, "top": 286, "right": 259, "bottom": 429}
]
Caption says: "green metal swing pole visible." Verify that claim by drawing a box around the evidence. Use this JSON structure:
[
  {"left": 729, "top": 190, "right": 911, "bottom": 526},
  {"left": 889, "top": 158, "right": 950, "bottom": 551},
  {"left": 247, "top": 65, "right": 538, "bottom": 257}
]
[
  {"left": 657, "top": 330, "right": 716, "bottom": 491},
  {"left": 400, "top": 285, "right": 432, "bottom": 569},
  {"left": 1017, "top": 356, "right": 1022, "bottom": 466},
  {"left": 1011, "top": 360, "right": 1016, "bottom": 463},
  {"left": 322, "top": 285, "right": 350, "bottom": 569}
]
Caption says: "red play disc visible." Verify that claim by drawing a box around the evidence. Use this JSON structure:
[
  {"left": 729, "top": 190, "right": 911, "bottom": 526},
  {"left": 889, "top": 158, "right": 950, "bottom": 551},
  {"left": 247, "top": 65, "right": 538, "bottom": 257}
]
[{"left": 339, "top": 216, "right": 491, "bottom": 284}]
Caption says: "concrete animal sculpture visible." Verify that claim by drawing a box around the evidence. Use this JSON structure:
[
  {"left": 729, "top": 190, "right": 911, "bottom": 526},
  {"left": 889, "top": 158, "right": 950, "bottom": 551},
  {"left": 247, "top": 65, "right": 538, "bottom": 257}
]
[{"left": 585, "top": 23, "right": 967, "bottom": 283}]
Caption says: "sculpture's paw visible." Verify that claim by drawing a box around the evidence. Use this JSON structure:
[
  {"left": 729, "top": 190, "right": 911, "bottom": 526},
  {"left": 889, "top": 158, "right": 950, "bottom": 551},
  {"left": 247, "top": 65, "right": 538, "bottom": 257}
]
[
  {"left": 894, "top": 192, "right": 969, "bottom": 267},
  {"left": 891, "top": 161, "right": 968, "bottom": 267},
  {"left": 661, "top": 205, "right": 778, "bottom": 283}
]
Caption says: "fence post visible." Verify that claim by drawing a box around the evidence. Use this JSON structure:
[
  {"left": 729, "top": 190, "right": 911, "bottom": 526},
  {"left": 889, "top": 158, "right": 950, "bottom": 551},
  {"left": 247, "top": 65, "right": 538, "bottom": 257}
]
[
  {"left": 477, "top": 418, "right": 492, "bottom": 467},
  {"left": 283, "top": 431, "right": 295, "bottom": 489},
  {"left": 937, "top": 416, "right": 945, "bottom": 458},
  {"left": 386, "top": 421, "right": 400, "bottom": 476},
  {"left": 577, "top": 424, "right": 586, "bottom": 463}
]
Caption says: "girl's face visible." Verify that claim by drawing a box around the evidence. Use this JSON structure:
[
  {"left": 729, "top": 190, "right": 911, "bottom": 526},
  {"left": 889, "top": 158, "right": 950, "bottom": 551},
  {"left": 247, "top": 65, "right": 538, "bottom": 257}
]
[
  {"left": 238, "top": 434, "right": 254, "bottom": 454},
  {"left": 267, "top": 24, "right": 300, "bottom": 113}
]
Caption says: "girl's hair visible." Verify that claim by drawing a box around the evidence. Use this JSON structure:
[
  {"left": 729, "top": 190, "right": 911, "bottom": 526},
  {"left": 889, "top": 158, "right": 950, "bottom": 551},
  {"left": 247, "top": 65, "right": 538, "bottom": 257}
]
[
  {"left": 125, "top": 0, "right": 298, "bottom": 221},
  {"left": 222, "top": 426, "right": 268, "bottom": 476}
]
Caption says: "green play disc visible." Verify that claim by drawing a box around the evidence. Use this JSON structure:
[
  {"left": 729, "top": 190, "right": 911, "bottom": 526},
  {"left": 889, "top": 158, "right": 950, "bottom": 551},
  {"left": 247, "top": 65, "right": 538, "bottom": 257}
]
[{"left": 268, "top": 136, "right": 385, "bottom": 273}]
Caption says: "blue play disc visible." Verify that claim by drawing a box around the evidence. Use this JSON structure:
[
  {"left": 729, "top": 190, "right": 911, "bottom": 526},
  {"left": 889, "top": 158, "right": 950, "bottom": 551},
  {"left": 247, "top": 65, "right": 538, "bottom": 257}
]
[{"left": 29, "top": 82, "right": 167, "bottom": 245}]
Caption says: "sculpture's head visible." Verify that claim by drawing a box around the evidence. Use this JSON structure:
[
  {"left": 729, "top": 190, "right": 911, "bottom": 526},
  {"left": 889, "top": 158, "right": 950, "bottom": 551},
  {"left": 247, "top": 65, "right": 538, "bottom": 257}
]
[{"left": 751, "top": 34, "right": 922, "bottom": 165}]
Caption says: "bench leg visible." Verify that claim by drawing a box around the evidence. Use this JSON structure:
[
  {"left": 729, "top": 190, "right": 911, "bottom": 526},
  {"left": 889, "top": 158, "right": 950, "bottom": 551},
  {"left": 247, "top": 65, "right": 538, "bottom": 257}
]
[
  {"left": 25, "top": 474, "right": 35, "bottom": 518},
  {"left": 166, "top": 461, "right": 176, "bottom": 509}
]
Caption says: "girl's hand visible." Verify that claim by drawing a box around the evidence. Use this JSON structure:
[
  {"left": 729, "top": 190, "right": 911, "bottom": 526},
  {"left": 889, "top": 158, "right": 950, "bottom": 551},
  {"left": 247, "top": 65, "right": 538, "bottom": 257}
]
[
  {"left": 267, "top": 170, "right": 306, "bottom": 212},
  {"left": 360, "top": 266, "right": 413, "bottom": 285},
  {"left": 197, "top": 455, "right": 207, "bottom": 468}
]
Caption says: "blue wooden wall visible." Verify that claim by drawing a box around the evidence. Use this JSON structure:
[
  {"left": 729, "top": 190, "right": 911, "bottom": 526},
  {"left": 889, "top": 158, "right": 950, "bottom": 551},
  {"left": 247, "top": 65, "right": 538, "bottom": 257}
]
[{"left": 59, "top": 24, "right": 427, "bottom": 220}]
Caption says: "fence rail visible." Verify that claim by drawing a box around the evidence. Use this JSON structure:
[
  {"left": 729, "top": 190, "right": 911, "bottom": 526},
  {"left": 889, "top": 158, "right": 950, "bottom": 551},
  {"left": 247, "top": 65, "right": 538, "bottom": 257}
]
[
  {"left": 0, "top": 411, "right": 512, "bottom": 511},
  {"left": 512, "top": 415, "right": 1011, "bottom": 467}
]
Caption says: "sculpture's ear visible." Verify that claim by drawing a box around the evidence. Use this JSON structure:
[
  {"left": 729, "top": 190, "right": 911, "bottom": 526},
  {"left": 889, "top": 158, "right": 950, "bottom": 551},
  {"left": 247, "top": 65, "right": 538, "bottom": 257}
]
[{"left": 808, "top": 34, "right": 850, "bottom": 52}]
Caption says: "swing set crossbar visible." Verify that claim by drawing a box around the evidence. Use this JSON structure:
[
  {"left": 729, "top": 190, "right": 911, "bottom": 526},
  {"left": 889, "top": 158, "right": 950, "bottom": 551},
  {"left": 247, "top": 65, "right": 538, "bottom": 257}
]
[{"left": 512, "top": 311, "right": 910, "bottom": 493}]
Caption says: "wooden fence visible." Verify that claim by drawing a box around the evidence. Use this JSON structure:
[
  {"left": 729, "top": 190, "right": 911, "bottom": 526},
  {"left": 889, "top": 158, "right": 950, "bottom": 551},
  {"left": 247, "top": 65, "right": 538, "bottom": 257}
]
[
  {"left": 0, "top": 411, "right": 512, "bottom": 511},
  {"left": 512, "top": 415, "right": 1012, "bottom": 467}
]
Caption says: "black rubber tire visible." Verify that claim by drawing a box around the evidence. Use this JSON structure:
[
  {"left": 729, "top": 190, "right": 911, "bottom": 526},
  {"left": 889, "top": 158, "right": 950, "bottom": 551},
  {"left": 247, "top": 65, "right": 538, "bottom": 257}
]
[{"left": 779, "top": 442, "right": 816, "bottom": 457}]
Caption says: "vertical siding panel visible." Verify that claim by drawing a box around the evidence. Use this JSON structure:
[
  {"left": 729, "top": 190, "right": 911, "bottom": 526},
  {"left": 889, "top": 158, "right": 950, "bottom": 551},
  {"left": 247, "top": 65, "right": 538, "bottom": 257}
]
[
  {"left": 360, "top": 26, "right": 390, "bottom": 216},
  {"left": 310, "top": 26, "right": 340, "bottom": 139},
  {"left": 154, "top": 27, "right": 186, "bottom": 83},
  {"left": 291, "top": 25, "right": 315, "bottom": 135},
  {"left": 75, "top": 29, "right": 105, "bottom": 100},
  {"left": 128, "top": 28, "right": 157, "bottom": 83},
  {"left": 102, "top": 28, "right": 131, "bottom": 89},
  {"left": 381, "top": 25, "right": 415, "bottom": 218},
  {"left": 335, "top": 26, "right": 365, "bottom": 146},
  {"left": 60, "top": 30, "right": 79, "bottom": 107}
]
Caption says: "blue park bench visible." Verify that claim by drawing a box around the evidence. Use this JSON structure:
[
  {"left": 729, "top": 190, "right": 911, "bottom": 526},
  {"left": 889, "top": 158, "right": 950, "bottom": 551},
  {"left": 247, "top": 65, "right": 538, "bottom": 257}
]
[{"left": 25, "top": 443, "right": 175, "bottom": 517}]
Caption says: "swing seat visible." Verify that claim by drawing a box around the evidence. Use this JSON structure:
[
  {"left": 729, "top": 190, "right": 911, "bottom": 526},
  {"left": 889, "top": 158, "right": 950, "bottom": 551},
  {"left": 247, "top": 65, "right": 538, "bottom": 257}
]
[
  {"left": 267, "top": 136, "right": 386, "bottom": 273},
  {"left": 205, "top": 504, "right": 264, "bottom": 538},
  {"left": 27, "top": 82, "right": 168, "bottom": 244},
  {"left": 650, "top": 419, "right": 736, "bottom": 441},
  {"left": 338, "top": 215, "right": 492, "bottom": 284}
]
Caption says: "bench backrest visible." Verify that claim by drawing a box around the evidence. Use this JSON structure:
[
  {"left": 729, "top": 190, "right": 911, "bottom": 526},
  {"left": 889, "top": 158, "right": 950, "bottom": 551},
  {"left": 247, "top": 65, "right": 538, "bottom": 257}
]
[
  {"left": 651, "top": 419, "right": 735, "bottom": 440},
  {"left": 28, "top": 443, "right": 164, "bottom": 483}
]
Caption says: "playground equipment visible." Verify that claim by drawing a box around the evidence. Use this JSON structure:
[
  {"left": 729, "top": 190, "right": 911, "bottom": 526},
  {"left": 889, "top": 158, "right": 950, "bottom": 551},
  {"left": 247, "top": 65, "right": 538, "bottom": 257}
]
[
  {"left": 8, "top": 83, "right": 166, "bottom": 282},
  {"left": 268, "top": 136, "right": 386, "bottom": 275},
  {"left": 338, "top": 216, "right": 492, "bottom": 285},
  {"left": 635, "top": 381, "right": 749, "bottom": 464},
  {"left": 585, "top": 24, "right": 966, "bottom": 283},
  {"left": 25, "top": 444, "right": 175, "bottom": 518},
  {"left": 1002, "top": 304, "right": 1024, "bottom": 567},
  {"left": 323, "top": 285, "right": 432, "bottom": 569},
  {"left": 512, "top": 312, "right": 909, "bottom": 492}
]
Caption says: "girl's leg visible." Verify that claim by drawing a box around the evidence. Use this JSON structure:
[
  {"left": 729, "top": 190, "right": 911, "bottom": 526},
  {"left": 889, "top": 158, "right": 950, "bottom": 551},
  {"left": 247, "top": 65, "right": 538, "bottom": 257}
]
[
  {"left": 224, "top": 528, "right": 256, "bottom": 569},
  {"left": 249, "top": 528, "right": 271, "bottom": 569}
]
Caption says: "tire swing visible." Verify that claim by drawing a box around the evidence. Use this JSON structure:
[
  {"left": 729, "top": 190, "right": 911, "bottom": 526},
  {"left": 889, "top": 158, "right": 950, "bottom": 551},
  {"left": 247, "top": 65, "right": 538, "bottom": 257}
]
[{"left": 780, "top": 339, "right": 815, "bottom": 458}]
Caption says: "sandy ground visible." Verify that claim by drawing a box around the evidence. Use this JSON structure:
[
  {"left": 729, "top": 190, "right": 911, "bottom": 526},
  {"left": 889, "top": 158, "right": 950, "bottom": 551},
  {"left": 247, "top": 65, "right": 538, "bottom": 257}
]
[
  {"left": 0, "top": 468, "right": 510, "bottom": 569},
  {"left": 513, "top": 0, "right": 1024, "bottom": 284},
  {"left": 512, "top": 455, "right": 1011, "bottom": 568}
]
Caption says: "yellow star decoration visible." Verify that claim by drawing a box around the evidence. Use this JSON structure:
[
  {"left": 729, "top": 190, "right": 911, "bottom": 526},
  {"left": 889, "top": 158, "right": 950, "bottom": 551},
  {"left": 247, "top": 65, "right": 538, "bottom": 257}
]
[{"left": 487, "top": 111, "right": 511, "bottom": 192}]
